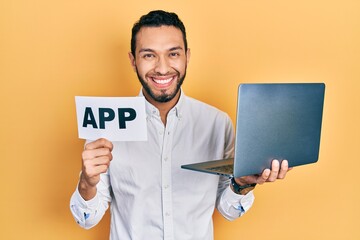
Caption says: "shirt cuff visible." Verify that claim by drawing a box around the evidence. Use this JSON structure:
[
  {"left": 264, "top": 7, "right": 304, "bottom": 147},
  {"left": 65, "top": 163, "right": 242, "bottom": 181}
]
[
  {"left": 72, "top": 185, "right": 100, "bottom": 209},
  {"left": 223, "top": 185, "right": 255, "bottom": 214},
  {"left": 70, "top": 185, "right": 101, "bottom": 228}
]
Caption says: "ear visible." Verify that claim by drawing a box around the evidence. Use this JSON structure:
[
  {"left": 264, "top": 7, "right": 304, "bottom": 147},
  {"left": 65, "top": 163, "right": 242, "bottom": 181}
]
[
  {"left": 128, "top": 52, "right": 136, "bottom": 72},
  {"left": 186, "top": 48, "right": 191, "bottom": 65}
]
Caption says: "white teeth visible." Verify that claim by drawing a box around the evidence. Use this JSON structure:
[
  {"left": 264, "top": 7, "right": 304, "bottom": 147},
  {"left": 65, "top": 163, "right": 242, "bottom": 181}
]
[{"left": 153, "top": 77, "right": 173, "bottom": 84}]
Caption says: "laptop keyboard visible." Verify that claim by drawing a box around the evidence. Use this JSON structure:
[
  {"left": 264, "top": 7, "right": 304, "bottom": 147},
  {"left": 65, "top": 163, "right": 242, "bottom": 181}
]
[{"left": 206, "top": 164, "right": 233, "bottom": 174}]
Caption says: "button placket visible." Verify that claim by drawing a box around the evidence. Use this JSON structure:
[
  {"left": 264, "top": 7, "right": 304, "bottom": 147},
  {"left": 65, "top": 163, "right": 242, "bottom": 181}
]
[{"left": 161, "top": 113, "right": 177, "bottom": 239}]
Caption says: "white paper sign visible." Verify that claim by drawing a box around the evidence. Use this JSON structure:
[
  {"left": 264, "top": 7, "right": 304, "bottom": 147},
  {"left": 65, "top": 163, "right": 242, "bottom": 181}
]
[{"left": 75, "top": 96, "right": 147, "bottom": 141}]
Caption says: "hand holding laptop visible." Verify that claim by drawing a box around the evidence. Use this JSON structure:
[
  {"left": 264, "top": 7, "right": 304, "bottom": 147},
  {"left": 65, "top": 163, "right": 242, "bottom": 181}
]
[
  {"left": 237, "top": 159, "right": 291, "bottom": 184},
  {"left": 231, "top": 159, "right": 292, "bottom": 195}
]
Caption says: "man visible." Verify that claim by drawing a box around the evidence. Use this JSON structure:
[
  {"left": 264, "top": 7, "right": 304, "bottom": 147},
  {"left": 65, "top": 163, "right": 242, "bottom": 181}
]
[{"left": 70, "top": 10, "right": 290, "bottom": 240}]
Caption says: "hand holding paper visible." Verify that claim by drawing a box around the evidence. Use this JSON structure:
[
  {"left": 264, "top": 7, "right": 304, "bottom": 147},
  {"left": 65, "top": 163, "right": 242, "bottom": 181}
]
[{"left": 78, "top": 138, "right": 113, "bottom": 200}]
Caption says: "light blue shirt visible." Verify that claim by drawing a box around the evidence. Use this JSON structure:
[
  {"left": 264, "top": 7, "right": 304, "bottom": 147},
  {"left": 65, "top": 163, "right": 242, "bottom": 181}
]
[{"left": 70, "top": 90, "right": 255, "bottom": 240}]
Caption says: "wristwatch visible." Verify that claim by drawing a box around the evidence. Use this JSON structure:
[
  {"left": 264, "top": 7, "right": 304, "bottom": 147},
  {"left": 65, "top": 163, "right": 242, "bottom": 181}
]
[{"left": 231, "top": 177, "right": 257, "bottom": 195}]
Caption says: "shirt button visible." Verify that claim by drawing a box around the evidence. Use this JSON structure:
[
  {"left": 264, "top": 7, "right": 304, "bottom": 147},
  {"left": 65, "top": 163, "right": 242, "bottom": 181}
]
[
  {"left": 164, "top": 157, "right": 168, "bottom": 162},
  {"left": 165, "top": 212, "right": 171, "bottom": 217},
  {"left": 164, "top": 184, "right": 169, "bottom": 189}
]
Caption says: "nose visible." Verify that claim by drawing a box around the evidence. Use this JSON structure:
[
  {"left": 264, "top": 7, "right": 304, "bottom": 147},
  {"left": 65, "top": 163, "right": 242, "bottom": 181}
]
[{"left": 154, "top": 56, "right": 170, "bottom": 75}]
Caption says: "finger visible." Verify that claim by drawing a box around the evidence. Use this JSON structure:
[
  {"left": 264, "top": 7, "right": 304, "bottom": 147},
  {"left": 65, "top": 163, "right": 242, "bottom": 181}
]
[
  {"left": 85, "top": 138, "right": 113, "bottom": 151},
  {"left": 94, "top": 164, "right": 109, "bottom": 174},
  {"left": 277, "top": 160, "right": 289, "bottom": 179},
  {"left": 83, "top": 156, "right": 111, "bottom": 176},
  {"left": 87, "top": 155, "right": 112, "bottom": 167},
  {"left": 82, "top": 147, "right": 113, "bottom": 160},
  {"left": 257, "top": 169, "right": 270, "bottom": 184},
  {"left": 267, "top": 160, "right": 280, "bottom": 182},
  {"left": 84, "top": 164, "right": 109, "bottom": 178}
]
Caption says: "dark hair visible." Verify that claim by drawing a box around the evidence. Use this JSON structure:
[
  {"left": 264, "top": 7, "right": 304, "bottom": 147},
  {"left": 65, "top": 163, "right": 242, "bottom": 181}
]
[{"left": 131, "top": 10, "right": 188, "bottom": 57}]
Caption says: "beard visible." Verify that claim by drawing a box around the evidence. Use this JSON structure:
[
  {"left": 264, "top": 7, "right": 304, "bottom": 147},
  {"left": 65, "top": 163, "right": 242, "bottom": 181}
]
[{"left": 135, "top": 67, "right": 186, "bottom": 103}]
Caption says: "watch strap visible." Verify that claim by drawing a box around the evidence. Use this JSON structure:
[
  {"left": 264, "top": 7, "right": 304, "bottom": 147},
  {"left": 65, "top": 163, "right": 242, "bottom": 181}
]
[{"left": 231, "top": 177, "right": 257, "bottom": 195}]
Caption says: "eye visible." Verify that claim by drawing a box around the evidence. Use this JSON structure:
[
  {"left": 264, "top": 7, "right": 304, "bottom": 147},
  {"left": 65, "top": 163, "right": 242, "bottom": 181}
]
[
  {"left": 169, "top": 52, "right": 180, "bottom": 58},
  {"left": 142, "top": 53, "right": 155, "bottom": 59}
]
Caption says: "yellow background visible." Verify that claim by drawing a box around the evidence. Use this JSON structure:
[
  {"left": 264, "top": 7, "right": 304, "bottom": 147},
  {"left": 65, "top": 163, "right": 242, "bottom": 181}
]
[{"left": 1, "top": 0, "right": 359, "bottom": 239}]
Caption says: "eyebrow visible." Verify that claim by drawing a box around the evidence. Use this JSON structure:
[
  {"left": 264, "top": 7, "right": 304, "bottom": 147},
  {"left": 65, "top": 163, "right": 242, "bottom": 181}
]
[
  {"left": 138, "top": 46, "right": 184, "bottom": 53},
  {"left": 169, "top": 46, "right": 183, "bottom": 51},
  {"left": 139, "top": 48, "right": 155, "bottom": 53}
]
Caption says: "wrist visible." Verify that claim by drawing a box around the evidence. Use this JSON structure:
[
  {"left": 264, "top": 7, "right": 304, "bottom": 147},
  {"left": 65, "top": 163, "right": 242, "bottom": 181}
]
[
  {"left": 78, "top": 173, "right": 97, "bottom": 201},
  {"left": 230, "top": 178, "right": 256, "bottom": 195}
]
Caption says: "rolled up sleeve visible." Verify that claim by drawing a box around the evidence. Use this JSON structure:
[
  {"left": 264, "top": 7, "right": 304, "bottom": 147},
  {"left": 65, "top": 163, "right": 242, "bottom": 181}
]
[
  {"left": 216, "top": 177, "right": 255, "bottom": 221},
  {"left": 69, "top": 172, "right": 111, "bottom": 229}
]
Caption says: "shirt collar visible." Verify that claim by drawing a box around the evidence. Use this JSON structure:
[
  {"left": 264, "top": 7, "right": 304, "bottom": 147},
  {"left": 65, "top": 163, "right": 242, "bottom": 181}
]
[{"left": 138, "top": 88, "right": 184, "bottom": 119}]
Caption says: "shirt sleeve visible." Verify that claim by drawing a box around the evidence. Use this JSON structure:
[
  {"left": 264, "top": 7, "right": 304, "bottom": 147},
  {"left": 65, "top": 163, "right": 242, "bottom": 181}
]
[
  {"left": 215, "top": 115, "right": 255, "bottom": 220},
  {"left": 216, "top": 177, "right": 255, "bottom": 220},
  {"left": 69, "top": 171, "right": 112, "bottom": 229}
]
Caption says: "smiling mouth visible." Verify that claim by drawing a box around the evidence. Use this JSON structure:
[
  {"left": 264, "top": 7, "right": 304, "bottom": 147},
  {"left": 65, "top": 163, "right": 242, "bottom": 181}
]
[
  {"left": 153, "top": 77, "right": 173, "bottom": 84},
  {"left": 150, "top": 75, "right": 176, "bottom": 87}
]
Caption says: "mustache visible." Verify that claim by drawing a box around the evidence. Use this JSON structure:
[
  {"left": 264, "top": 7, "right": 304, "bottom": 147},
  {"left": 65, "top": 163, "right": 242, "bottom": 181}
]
[{"left": 147, "top": 71, "right": 180, "bottom": 77}]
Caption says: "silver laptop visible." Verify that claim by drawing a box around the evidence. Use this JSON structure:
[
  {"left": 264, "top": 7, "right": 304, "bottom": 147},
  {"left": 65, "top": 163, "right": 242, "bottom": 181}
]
[{"left": 181, "top": 83, "right": 325, "bottom": 178}]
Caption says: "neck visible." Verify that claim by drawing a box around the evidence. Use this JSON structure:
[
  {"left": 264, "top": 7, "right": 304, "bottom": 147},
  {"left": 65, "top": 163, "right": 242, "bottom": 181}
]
[{"left": 143, "top": 90, "right": 181, "bottom": 125}]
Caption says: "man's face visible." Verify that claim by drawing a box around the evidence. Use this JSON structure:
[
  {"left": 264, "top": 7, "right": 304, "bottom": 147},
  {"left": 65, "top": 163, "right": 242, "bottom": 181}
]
[{"left": 129, "top": 26, "right": 190, "bottom": 103}]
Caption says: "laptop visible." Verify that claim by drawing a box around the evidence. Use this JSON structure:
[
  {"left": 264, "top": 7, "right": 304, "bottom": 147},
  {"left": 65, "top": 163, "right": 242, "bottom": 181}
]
[{"left": 181, "top": 83, "right": 325, "bottom": 178}]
